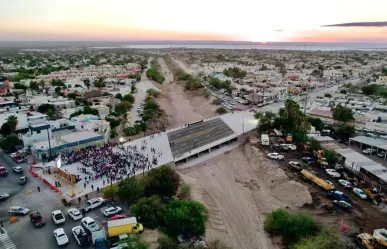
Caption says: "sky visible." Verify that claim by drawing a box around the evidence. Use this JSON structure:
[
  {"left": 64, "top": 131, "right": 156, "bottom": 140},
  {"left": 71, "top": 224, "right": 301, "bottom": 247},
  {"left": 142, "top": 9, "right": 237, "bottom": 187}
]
[{"left": 1, "top": 0, "right": 387, "bottom": 43}]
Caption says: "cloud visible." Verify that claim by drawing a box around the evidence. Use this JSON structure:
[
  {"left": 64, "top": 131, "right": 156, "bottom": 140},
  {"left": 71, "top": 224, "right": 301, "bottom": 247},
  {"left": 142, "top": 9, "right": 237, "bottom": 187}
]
[
  {"left": 322, "top": 22, "right": 387, "bottom": 27},
  {"left": 274, "top": 30, "right": 283, "bottom": 32}
]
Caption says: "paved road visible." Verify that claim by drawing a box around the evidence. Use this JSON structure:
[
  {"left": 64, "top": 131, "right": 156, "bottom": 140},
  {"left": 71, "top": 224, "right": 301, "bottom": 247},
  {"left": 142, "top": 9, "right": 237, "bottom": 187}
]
[
  {"left": 0, "top": 152, "right": 130, "bottom": 249},
  {"left": 168, "top": 118, "right": 235, "bottom": 157}
]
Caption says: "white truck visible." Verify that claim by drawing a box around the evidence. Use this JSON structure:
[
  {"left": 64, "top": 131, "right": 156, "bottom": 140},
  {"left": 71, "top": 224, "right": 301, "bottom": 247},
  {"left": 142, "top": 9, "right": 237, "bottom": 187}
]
[{"left": 261, "top": 134, "right": 269, "bottom": 146}]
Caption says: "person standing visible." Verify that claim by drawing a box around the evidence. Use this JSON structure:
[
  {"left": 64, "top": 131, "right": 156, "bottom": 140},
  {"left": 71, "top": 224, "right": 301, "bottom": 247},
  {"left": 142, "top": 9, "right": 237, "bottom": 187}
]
[{"left": 37, "top": 186, "right": 40, "bottom": 192}]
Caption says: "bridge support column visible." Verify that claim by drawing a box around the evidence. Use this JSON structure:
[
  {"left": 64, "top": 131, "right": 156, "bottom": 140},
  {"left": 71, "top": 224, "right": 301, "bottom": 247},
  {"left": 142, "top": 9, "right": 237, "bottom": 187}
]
[
  {"left": 218, "top": 144, "right": 221, "bottom": 149},
  {"left": 185, "top": 158, "right": 188, "bottom": 163},
  {"left": 197, "top": 153, "right": 200, "bottom": 158},
  {"left": 208, "top": 148, "right": 211, "bottom": 153}
]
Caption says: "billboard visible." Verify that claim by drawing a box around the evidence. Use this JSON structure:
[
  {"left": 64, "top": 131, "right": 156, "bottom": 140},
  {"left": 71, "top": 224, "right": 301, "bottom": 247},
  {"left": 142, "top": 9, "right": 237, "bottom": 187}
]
[{"left": 55, "top": 155, "right": 62, "bottom": 169}]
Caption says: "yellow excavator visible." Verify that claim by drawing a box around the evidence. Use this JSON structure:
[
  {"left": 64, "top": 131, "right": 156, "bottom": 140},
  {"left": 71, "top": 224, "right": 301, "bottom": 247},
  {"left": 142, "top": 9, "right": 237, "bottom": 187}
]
[{"left": 356, "top": 229, "right": 387, "bottom": 249}]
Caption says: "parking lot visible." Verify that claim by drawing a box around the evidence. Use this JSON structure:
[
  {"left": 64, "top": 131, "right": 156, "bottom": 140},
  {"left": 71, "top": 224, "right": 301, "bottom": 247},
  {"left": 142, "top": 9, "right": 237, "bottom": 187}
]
[
  {"left": 0, "top": 151, "right": 130, "bottom": 249},
  {"left": 262, "top": 138, "right": 387, "bottom": 232}
]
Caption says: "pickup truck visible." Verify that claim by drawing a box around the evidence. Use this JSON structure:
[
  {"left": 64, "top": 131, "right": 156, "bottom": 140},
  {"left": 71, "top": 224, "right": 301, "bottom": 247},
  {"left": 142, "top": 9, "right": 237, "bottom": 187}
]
[{"left": 325, "top": 191, "right": 352, "bottom": 203}]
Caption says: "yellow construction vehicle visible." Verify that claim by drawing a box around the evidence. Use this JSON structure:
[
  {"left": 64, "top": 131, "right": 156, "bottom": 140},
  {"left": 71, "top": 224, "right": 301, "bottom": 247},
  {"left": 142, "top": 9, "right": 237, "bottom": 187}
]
[
  {"left": 363, "top": 188, "right": 384, "bottom": 202},
  {"left": 356, "top": 229, "right": 387, "bottom": 249},
  {"left": 313, "top": 150, "right": 329, "bottom": 169}
]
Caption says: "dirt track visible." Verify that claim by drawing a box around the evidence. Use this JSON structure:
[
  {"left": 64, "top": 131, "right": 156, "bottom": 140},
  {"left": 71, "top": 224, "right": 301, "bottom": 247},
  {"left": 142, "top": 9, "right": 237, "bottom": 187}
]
[{"left": 178, "top": 140, "right": 312, "bottom": 249}]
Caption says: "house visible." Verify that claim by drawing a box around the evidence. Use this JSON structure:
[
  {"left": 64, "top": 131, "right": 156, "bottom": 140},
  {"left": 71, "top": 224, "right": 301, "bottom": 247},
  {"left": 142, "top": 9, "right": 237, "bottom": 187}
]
[{"left": 0, "top": 79, "right": 10, "bottom": 94}]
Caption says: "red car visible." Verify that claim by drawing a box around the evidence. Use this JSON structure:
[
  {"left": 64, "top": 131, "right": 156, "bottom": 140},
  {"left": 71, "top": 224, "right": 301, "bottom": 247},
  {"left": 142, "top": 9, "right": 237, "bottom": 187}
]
[
  {"left": 110, "top": 214, "right": 127, "bottom": 220},
  {"left": 0, "top": 166, "right": 8, "bottom": 176}
]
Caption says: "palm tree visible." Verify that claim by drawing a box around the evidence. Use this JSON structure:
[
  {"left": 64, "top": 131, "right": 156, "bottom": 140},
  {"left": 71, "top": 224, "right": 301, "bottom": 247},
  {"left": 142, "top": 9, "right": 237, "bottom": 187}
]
[{"left": 7, "top": 115, "right": 18, "bottom": 131}]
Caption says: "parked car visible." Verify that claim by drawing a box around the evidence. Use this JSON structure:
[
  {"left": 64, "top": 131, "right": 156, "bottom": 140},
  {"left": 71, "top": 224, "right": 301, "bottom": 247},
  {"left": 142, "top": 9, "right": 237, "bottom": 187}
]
[
  {"left": 0, "top": 166, "right": 8, "bottom": 176},
  {"left": 288, "top": 161, "right": 302, "bottom": 170},
  {"left": 353, "top": 188, "right": 367, "bottom": 199},
  {"left": 13, "top": 166, "right": 23, "bottom": 173},
  {"left": 8, "top": 206, "right": 30, "bottom": 216},
  {"left": 102, "top": 206, "right": 122, "bottom": 217},
  {"left": 267, "top": 153, "right": 284, "bottom": 160},
  {"left": 302, "top": 157, "right": 312, "bottom": 163},
  {"left": 377, "top": 151, "right": 386, "bottom": 158},
  {"left": 332, "top": 200, "right": 352, "bottom": 212},
  {"left": 19, "top": 176, "right": 28, "bottom": 185},
  {"left": 338, "top": 179, "right": 353, "bottom": 189},
  {"left": 81, "top": 217, "right": 100, "bottom": 233},
  {"left": 52, "top": 210, "right": 66, "bottom": 225},
  {"left": 82, "top": 198, "right": 105, "bottom": 212},
  {"left": 0, "top": 193, "right": 9, "bottom": 201},
  {"left": 30, "top": 211, "right": 46, "bottom": 227},
  {"left": 285, "top": 144, "right": 297, "bottom": 151},
  {"left": 68, "top": 208, "right": 83, "bottom": 221},
  {"left": 110, "top": 214, "right": 127, "bottom": 221},
  {"left": 72, "top": 226, "right": 90, "bottom": 247},
  {"left": 362, "top": 148, "right": 376, "bottom": 155},
  {"left": 326, "top": 191, "right": 351, "bottom": 203},
  {"left": 54, "top": 228, "right": 69, "bottom": 246},
  {"left": 325, "top": 169, "right": 341, "bottom": 178}
]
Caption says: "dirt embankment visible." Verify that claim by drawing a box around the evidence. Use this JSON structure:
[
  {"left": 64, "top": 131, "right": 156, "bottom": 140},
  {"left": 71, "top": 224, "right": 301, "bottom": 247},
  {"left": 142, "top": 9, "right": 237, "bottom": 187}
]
[
  {"left": 154, "top": 55, "right": 216, "bottom": 129},
  {"left": 178, "top": 139, "right": 312, "bottom": 249}
]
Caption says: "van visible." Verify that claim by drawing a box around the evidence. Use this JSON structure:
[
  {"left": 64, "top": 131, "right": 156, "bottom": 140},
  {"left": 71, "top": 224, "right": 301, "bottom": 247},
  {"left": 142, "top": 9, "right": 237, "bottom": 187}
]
[{"left": 261, "top": 134, "right": 269, "bottom": 146}]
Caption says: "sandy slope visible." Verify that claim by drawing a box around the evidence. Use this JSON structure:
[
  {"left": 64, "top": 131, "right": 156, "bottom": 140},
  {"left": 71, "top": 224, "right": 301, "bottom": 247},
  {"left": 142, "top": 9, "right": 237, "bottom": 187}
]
[
  {"left": 172, "top": 57, "right": 196, "bottom": 75},
  {"left": 178, "top": 141, "right": 312, "bottom": 249}
]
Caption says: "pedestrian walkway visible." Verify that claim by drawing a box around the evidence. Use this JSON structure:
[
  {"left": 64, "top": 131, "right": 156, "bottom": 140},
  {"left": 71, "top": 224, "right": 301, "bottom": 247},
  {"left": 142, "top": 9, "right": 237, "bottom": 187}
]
[{"left": 0, "top": 229, "right": 17, "bottom": 249}]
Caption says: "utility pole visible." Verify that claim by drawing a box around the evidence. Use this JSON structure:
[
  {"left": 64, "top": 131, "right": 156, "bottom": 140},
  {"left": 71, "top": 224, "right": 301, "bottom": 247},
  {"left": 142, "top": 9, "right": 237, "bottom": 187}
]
[{"left": 303, "top": 84, "right": 308, "bottom": 114}]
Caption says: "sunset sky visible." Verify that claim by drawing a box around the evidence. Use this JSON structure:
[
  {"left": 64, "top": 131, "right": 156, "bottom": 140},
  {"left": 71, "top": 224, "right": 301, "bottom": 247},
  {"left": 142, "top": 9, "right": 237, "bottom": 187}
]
[{"left": 1, "top": 0, "right": 387, "bottom": 43}]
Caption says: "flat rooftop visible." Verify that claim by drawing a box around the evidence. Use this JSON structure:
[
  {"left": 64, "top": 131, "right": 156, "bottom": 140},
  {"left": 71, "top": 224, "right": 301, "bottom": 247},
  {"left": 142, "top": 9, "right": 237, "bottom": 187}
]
[{"left": 167, "top": 118, "right": 235, "bottom": 157}]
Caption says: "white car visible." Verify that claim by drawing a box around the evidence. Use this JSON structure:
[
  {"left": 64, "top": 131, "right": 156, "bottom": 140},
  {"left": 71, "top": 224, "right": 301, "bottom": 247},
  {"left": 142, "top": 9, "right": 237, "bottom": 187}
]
[
  {"left": 353, "top": 188, "right": 367, "bottom": 199},
  {"left": 81, "top": 217, "right": 100, "bottom": 233},
  {"left": 52, "top": 210, "right": 66, "bottom": 225},
  {"left": 338, "top": 179, "right": 353, "bottom": 189},
  {"left": 102, "top": 206, "right": 122, "bottom": 217},
  {"left": 72, "top": 226, "right": 89, "bottom": 247},
  {"left": 267, "top": 153, "right": 284, "bottom": 160},
  {"left": 286, "top": 144, "right": 297, "bottom": 151},
  {"left": 54, "top": 228, "right": 69, "bottom": 246},
  {"left": 68, "top": 208, "right": 83, "bottom": 221},
  {"left": 325, "top": 169, "right": 341, "bottom": 178},
  {"left": 362, "top": 148, "right": 375, "bottom": 155},
  {"left": 12, "top": 166, "right": 23, "bottom": 173},
  {"left": 82, "top": 198, "right": 105, "bottom": 212}
]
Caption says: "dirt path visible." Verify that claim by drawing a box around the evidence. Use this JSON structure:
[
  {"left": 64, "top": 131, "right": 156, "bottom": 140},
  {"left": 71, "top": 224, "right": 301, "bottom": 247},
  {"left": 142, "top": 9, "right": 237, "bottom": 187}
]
[
  {"left": 172, "top": 57, "right": 196, "bottom": 75},
  {"left": 178, "top": 140, "right": 312, "bottom": 249},
  {"left": 157, "top": 57, "right": 174, "bottom": 84}
]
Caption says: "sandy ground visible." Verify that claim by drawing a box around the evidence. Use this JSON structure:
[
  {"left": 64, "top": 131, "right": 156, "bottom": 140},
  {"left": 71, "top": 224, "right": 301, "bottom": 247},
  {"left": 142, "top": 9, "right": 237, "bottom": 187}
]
[
  {"left": 178, "top": 139, "right": 312, "bottom": 249},
  {"left": 172, "top": 57, "right": 196, "bottom": 75},
  {"left": 158, "top": 57, "right": 174, "bottom": 84},
  {"left": 155, "top": 56, "right": 216, "bottom": 129}
]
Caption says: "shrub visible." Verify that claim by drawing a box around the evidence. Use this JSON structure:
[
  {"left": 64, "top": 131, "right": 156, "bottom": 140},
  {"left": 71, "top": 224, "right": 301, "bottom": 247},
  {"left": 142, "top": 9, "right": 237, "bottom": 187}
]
[
  {"left": 177, "top": 183, "right": 191, "bottom": 200},
  {"left": 212, "top": 99, "right": 221, "bottom": 105},
  {"left": 216, "top": 107, "right": 227, "bottom": 114},
  {"left": 102, "top": 185, "right": 119, "bottom": 200},
  {"left": 264, "top": 209, "right": 320, "bottom": 244}
]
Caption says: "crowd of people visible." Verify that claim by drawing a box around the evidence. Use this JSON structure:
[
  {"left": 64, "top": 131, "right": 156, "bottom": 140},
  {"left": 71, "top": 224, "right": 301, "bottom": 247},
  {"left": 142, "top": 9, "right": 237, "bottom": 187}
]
[{"left": 61, "top": 141, "right": 162, "bottom": 185}]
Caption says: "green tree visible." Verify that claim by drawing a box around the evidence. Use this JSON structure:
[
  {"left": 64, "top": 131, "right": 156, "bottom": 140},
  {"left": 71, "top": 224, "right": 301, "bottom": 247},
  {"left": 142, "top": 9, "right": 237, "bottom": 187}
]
[
  {"left": 336, "top": 125, "right": 355, "bottom": 139},
  {"left": 115, "top": 234, "right": 149, "bottom": 249},
  {"left": 115, "top": 101, "right": 132, "bottom": 114},
  {"left": 332, "top": 105, "right": 354, "bottom": 123},
  {"left": 6, "top": 115, "right": 18, "bottom": 131},
  {"left": 157, "top": 235, "right": 179, "bottom": 249},
  {"left": 323, "top": 150, "right": 337, "bottom": 164},
  {"left": 177, "top": 183, "right": 191, "bottom": 200},
  {"left": 324, "top": 93, "right": 331, "bottom": 98},
  {"left": 117, "top": 177, "right": 144, "bottom": 205},
  {"left": 0, "top": 122, "right": 12, "bottom": 137},
  {"left": 123, "top": 94, "right": 135, "bottom": 104},
  {"left": 0, "top": 134, "right": 20, "bottom": 151},
  {"left": 143, "top": 165, "right": 180, "bottom": 199},
  {"left": 308, "top": 138, "right": 322, "bottom": 152},
  {"left": 361, "top": 84, "right": 379, "bottom": 95},
  {"left": 66, "top": 93, "right": 77, "bottom": 99},
  {"left": 103, "top": 185, "right": 119, "bottom": 200},
  {"left": 131, "top": 196, "right": 164, "bottom": 229},
  {"left": 264, "top": 209, "right": 320, "bottom": 245},
  {"left": 46, "top": 108, "right": 55, "bottom": 120},
  {"left": 307, "top": 117, "right": 324, "bottom": 131},
  {"left": 340, "top": 89, "right": 347, "bottom": 94},
  {"left": 144, "top": 165, "right": 180, "bottom": 200},
  {"left": 30, "top": 81, "right": 40, "bottom": 91},
  {"left": 37, "top": 103, "right": 55, "bottom": 114},
  {"left": 164, "top": 200, "right": 208, "bottom": 236},
  {"left": 115, "top": 93, "right": 123, "bottom": 100}
]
